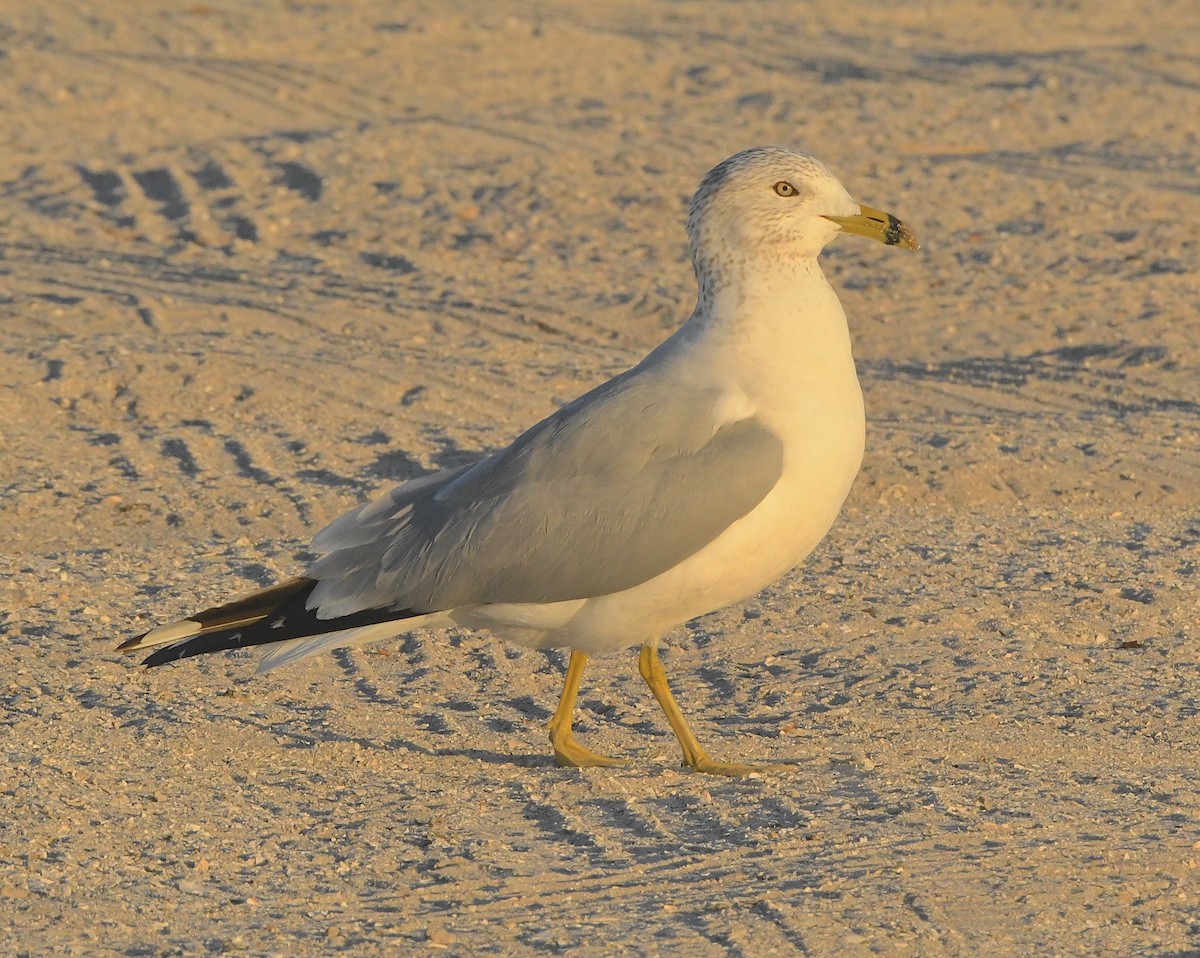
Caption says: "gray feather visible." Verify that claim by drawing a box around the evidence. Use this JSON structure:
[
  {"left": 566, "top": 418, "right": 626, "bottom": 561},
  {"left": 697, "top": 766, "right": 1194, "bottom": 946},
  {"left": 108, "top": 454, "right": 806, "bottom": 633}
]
[{"left": 307, "top": 365, "right": 784, "bottom": 616}]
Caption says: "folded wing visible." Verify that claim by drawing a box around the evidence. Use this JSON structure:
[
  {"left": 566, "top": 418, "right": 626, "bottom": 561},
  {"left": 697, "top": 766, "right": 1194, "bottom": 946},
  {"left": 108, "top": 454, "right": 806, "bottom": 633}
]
[{"left": 307, "top": 367, "right": 785, "bottom": 616}]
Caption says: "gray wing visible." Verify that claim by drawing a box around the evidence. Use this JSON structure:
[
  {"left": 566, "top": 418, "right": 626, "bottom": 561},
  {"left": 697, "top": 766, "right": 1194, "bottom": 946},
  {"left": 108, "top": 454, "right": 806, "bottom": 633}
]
[{"left": 307, "top": 368, "right": 784, "bottom": 616}]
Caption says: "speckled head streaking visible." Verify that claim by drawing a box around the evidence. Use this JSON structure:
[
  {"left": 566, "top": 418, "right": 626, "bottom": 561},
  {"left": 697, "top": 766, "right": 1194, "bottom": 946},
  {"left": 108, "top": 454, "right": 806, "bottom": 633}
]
[{"left": 687, "top": 147, "right": 918, "bottom": 298}]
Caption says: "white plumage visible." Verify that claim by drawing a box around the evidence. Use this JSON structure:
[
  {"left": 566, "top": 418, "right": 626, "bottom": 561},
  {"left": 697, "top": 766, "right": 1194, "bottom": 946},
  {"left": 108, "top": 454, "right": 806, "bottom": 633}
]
[{"left": 121, "top": 147, "right": 918, "bottom": 776}]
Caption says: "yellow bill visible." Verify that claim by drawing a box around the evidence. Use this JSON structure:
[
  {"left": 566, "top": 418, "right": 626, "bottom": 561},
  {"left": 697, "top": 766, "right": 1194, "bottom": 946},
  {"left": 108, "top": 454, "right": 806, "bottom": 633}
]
[{"left": 822, "top": 204, "right": 920, "bottom": 251}]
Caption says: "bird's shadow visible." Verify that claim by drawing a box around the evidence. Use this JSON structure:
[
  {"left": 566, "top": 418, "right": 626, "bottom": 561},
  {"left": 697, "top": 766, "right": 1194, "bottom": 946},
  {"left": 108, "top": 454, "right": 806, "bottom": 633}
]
[
  {"left": 206, "top": 708, "right": 549, "bottom": 768},
  {"left": 426, "top": 746, "right": 548, "bottom": 768}
]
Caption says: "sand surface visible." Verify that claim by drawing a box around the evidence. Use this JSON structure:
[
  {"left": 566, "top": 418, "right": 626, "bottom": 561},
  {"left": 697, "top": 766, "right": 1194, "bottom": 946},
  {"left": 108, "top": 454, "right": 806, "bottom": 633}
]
[{"left": 2, "top": 1, "right": 1199, "bottom": 954}]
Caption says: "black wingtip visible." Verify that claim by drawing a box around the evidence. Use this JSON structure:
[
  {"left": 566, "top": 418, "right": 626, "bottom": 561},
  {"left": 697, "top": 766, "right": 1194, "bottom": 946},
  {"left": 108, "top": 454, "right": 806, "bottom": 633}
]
[
  {"left": 136, "top": 581, "right": 425, "bottom": 668},
  {"left": 141, "top": 631, "right": 248, "bottom": 667},
  {"left": 117, "top": 632, "right": 148, "bottom": 652},
  {"left": 141, "top": 646, "right": 181, "bottom": 667}
]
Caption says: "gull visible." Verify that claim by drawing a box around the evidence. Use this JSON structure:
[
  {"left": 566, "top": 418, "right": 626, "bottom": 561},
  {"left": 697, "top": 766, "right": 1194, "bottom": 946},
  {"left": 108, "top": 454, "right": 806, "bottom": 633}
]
[{"left": 120, "top": 147, "right": 918, "bottom": 777}]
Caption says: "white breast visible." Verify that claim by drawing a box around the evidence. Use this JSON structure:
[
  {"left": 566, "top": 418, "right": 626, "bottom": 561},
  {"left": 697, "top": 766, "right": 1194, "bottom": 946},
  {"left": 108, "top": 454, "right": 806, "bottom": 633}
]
[{"left": 456, "top": 260, "right": 867, "bottom": 656}]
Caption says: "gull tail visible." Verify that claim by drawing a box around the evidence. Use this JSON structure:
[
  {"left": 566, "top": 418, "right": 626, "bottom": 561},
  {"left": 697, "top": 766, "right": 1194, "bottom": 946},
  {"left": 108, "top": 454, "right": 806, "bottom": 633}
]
[{"left": 118, "top": 576, "right": 430, "bottom": 670}]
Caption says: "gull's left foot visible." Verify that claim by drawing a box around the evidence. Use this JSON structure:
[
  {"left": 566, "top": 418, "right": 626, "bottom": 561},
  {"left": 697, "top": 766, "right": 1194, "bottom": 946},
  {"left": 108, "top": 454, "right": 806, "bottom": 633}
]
[
  {"left": 548, "top": 651, "right": 625, "bottom": 768},
  {"left": 551, "top": 731, "right": 626, "bottom": 769}
]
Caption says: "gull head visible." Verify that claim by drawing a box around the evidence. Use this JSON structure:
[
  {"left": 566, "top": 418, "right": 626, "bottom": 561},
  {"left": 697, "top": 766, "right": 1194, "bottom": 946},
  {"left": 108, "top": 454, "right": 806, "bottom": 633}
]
[{"left": 687, "top": 147, "right": 918, "bottom": 293}]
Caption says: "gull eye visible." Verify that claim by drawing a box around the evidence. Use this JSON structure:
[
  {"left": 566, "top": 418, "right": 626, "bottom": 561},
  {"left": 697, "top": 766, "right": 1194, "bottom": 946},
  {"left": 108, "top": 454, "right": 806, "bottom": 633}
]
[{"left": 773, "top": 181, "right": 798, "bottom": 197}]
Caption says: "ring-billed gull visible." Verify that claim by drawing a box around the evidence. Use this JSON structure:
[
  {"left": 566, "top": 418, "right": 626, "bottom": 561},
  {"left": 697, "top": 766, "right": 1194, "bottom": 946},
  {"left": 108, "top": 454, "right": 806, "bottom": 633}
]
[{"left": 120, "top": 147, "right": 919, "bottom": 777}]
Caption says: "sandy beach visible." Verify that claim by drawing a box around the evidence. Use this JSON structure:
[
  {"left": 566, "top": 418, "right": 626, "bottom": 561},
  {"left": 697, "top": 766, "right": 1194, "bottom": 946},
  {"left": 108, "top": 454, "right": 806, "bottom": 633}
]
[{"left": 2, "top": 1, "right": 1199, "bottom": 954}]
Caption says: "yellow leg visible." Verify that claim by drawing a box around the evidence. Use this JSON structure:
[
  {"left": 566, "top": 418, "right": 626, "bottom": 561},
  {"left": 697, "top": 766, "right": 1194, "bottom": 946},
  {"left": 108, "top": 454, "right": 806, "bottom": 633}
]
[
  {"left": 548, "top": 651, "right": 625, "bottom": 768},
  {"left": 638, "top": 644, "right": 770, "bottom": 777}
]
